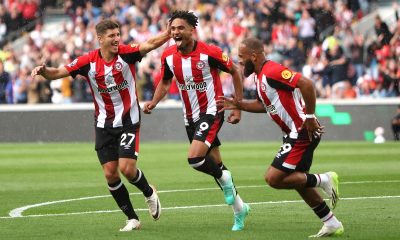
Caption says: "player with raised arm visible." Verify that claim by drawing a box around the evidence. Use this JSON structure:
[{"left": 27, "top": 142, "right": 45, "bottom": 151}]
[
  {"left": 218, "top": 38, "right": 344, "bottom": 237},
  {"left": 143, "top": 10, "right": 250, "bottom": 231},
  {"left": 31, "top": 19, "right": 170, "bottom": 232}
]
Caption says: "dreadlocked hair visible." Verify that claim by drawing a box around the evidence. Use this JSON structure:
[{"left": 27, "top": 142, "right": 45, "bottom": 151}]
[{"left": 170, "top": 10, "right": 198, "bottom": 28}]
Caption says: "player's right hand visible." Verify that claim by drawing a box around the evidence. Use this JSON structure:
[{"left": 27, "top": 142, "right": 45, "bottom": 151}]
[
  {"left": 31, "top": 63, "right": 46, "bottom": 78},
  {"left": 216, "top": 95, "right": 239, "bottom": 113},
  {"left": 143, "top": 102, "right": 155, "bottom": 114}
]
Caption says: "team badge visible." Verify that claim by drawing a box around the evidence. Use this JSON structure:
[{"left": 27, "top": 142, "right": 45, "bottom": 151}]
[
  {"left": 67, "top": 59, "right": 78, "bottom": 67},
  {"left": 196, "top": 61, "right": 205, "bottom": 70},
  {"left": 222, "top": 52, "right": 229, "bottom": 62},
  {"left": 281, "top": 70, "right": 292, "bottom": 80},
  {"left": 114, "top": 62, "right": 123, "bottom": 71},
  {"left": 130, "top": 43, "right": 138, "bottom": 48},
  {"left": 261, "top": 83, "right": 267, "bottom": 92}
]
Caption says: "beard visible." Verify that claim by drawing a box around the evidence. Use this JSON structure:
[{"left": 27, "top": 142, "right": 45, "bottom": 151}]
[{"left": 243, "top": 59, "right": 255, "bottom": 77}]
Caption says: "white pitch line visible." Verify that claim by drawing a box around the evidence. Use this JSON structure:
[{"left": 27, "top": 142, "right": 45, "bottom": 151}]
[
  {"left": 3, "top": 180, "right": 400, "bottom": 219},
  {"left": 2, "top": 195, "right": 400, "bottom": 219}
]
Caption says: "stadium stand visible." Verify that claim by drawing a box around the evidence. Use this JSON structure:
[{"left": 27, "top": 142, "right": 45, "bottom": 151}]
[{"left": 0, "top": 0, "right": 399, "bottom": 104}]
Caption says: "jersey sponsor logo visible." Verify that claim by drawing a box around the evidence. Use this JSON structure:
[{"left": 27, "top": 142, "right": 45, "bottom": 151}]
[
  {"left": 98, "top": 80, "right": 129, "bottom": 93},
  {"left": 114, "top": 62, "right": 123, "bottom": 71},
  {"left": 196, "top": 61, "right": 205, "bottom": 70},
  {"left": 67, "top": 59, "right": 78, "bottom": 67},
  {"left": 177, "top": 81, "right": 207, "bottom": 92},
  {"left": 281, "top": 70, "right": 292, "bottom": 80},
  {"left": 266, "top": 104, "right": 277, "bottom": 115}
]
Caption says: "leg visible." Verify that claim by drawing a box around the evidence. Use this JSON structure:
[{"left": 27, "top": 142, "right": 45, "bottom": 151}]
[
  {"left": 95, "top": 126, "right": 140, "bottom": 231},
  {"left": 208, "top": 147, "right": 250, "bottom": 231},
  {"left": 118, "top": 125, "right": 161, "bottom": 221},
  {"left": 102, "top": 161, "right": 139, "bottom": 224}
]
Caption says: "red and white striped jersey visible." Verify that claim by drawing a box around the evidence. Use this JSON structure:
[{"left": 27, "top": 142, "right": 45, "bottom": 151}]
[
  {"left": 65, "top": 44, "right": 142, "bottom": 128},
  {"left": 160, "top": 41, "right": 231, "bottom": 124},
  {"left": 256, "top": 60, "right": 307, "bottom": 139}
]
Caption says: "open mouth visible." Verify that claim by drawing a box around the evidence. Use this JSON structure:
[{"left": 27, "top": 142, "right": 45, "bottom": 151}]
[
  {"left": 174, "top": 37, "right": 183, "bottom": 47},
  {"left": 111, "top": 42, "right": 118, "bottom": 48}
]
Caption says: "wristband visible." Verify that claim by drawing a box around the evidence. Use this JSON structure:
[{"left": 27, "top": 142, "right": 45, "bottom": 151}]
[{"left": 305, "top": 114, "right": 316, "bottom": 119}]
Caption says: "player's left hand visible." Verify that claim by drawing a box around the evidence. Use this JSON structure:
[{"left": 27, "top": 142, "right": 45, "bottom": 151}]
[
  {"left": 299, "top": 118, "right": 325, "bottom": 141},
  {"left": 227, "top": 109, "right": 241, "bottom": 124}
]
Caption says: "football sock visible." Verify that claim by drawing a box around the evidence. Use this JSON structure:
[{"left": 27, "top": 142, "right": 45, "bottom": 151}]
[
  {"left": 108, "top": 179, "right": 138, "bottom": 220},
  {"left": 216, "top": 161, "right": 228, "bottom": 171},
  {"left": 188, "top": 156, "right": 223, "bottom": 178},
  {"left": 213, "top": 160, "right": 228, "bottom": 190},
  {"left": 232, "top": 194, "right": 244, "bottom": 214},
  {"left": 129, "top": 169, "right": 153, "bottom": 198},
  {"left": 312, "top": 202, "right": 340, "bottom": 227},
  {"left": 305, "top": 173, "right": 318, "bottom": 187}
]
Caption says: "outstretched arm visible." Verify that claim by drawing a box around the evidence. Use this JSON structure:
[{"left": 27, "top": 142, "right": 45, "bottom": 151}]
[
  {"left": 143, "top": 78, "right": 172, "bottom": 114},
  {"left": 31, "top": 64, "right": 70, "bottom": 80},
  {"left": 217, "top": 96, "right": 266, "bottom": 113},
  {"left": 139, "top": 24, "right": 171, "bottom": 56}
]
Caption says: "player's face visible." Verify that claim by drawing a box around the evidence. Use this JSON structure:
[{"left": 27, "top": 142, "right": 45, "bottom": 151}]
[
  {"left": 238, "top": 44, "right": 255, "bottom": 77},
  {"left": 98, "top": 28, "right": 120, "bottom": 55},
  {"left": 170, "top": 18, "right": 194, "bottom": 51}
]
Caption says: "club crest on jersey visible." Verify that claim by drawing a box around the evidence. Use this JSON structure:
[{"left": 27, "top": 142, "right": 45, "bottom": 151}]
[
  {"left": 196, "top": 61, "right": 205, "bottom": 70},
  {"left": 281, "top": 70, "right": 292, "bottom": 80},
  {"left": 261, "top": 83, "right": 267, "bottom": 92},
  {"left": 114, "top": 62, "right": 123, "bottom": 71},
  {"left": 67, "top": 59, "right": 78, "bottom": 67}
]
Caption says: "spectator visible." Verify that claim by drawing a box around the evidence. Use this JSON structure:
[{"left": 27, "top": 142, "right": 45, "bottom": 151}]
[
  {"left": 13, "top": 67, "right": 28, "bottom": 103},
  {"left": 0, "top": 61, "right": 11, "bottom": 103},
  {"left": 374, "top": 15, "right": 393, "bottom": 47}
]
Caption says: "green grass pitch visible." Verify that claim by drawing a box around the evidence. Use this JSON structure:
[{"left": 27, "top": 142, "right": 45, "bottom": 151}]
[{"left": 0, "top": 142, "right": 399, "bottom": 239}]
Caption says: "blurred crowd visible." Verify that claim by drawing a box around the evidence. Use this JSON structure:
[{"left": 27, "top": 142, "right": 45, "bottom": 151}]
[{"left": 0, "top": 0, "right": 399, "bottom": 105}]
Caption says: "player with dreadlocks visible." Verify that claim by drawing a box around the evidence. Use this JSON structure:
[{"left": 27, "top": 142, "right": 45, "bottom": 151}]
[{"left": 143, "top": 10, "right": 250, "bottom": 231}]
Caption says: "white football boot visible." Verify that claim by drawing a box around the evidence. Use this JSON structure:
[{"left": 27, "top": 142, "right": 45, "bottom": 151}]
[
  {"left": 120, "top": 219, "right": 141, "bottom": 231},
  {"left": 145, "top": 185, "right": 161, "bottom": 220}
]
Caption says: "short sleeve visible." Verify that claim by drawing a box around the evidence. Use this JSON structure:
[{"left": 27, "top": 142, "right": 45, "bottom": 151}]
[
  {"left": 64, "top": 55, "right": 90, "bottom": 78},
  {"left": 119, "top": 44, "right": 143, "bottom": 64},
  {"left": 207, "top": 45, "right": 232, "bottom": 73},
  {"left": 265, "top": 62, "right": 301, "bottom": 89}
]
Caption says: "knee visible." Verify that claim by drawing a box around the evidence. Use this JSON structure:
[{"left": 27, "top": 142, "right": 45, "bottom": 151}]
[
  {"left": 188, "top": 157, "right": 205, "bottom": 169},
  {"left": 265, "top": 174, "right": 282, "bottom": 189},
  {"left": 119, "top": 165, "right": 136, "bottom": 179},
  {"left": 104, "top": 169, "right": 119, "bottom": 182}
]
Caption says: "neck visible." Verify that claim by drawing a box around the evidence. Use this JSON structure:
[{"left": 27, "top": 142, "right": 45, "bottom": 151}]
[
  {"left": 100, "top": 48, "right": 115, "bottom": 62},
  {"left": 179, "top": 39, "right": 195, "bottom": 55},
  {"left": 255, "top": 57, "right": 267, "bottom": 75}
]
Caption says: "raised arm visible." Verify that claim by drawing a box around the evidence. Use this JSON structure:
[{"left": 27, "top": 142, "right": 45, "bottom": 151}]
[
  {"left": 31, "top": 64, "right": 70, "bottom": 80},
  {"left": 139, "top": 25, "right": 171, "bottom": 56}
]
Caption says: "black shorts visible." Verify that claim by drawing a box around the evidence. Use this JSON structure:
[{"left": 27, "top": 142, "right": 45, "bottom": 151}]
[
  {"left": 271, "top": 133, "right": 320, "bottom": 173},
  {"left": 185, "top": 113, "right": 224, "bottom": 149},
  {"left": 95, "top": 124, "right": 140, "bottom": 165}
]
